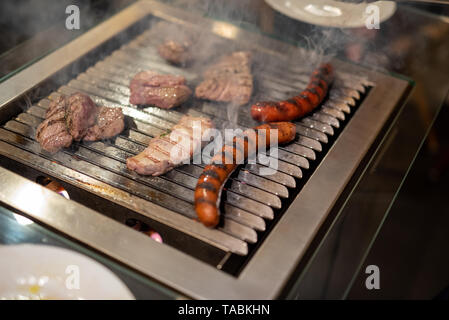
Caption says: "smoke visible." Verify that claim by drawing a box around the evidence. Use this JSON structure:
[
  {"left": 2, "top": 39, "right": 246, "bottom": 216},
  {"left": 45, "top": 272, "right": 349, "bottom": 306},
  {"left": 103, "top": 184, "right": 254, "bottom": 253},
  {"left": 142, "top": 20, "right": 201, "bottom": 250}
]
[
  {"left": 0, "top": 0, "right": 134, "bottom": 79},
  {"left": 4, "top": 0, "right": 447, "bottom": 123}
]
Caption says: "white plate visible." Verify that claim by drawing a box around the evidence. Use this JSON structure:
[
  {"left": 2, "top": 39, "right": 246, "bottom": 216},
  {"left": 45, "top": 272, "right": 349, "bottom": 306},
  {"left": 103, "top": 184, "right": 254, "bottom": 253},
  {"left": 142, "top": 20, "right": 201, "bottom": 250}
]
[
  {"left": 0, "top": 244, "right": 134, "bottom": 300},
  {"left": 264, "top": 0, "right": 397, "bottom": 28}
]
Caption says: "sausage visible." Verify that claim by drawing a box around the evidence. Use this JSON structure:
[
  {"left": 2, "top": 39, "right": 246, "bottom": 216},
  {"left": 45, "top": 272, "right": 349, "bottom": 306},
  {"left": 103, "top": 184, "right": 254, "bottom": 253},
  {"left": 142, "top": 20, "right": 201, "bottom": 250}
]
[
  {"left": 251, "top": 63, "right": 334, "bottom": 122},
  {"left": 194, "top": 122, "right": 296, "bottom": 227}
]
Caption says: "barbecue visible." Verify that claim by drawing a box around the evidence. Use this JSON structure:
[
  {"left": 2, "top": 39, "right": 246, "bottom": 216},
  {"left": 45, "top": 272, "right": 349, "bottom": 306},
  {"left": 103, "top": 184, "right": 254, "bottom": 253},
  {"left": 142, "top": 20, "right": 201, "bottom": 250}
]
[
  {"left": 195, "top": 51, "right": 253, "bottom": 106},
  {"left": 129, "top": 70, "right": 192, "bottom": 108},
  {"left": 83, "top": 106, "right": 125, "bottom": 141},
  {"left": 35, "top": 96, "right": 73, "bottom": 153},
  {"left": 126, "top": 115, "right": 213, "bottom": 176},
  {"left": 36, "top": 92, "right": 124, "bottom": 153},
  {"left": 251, "top": 63, "right": 334, "bottom": 122},
  {"left": 195, "top": 122, "right": 296, "bottom": 227},
  {"left": 0, "top": 1, "right": 412, "bottom": 299}
]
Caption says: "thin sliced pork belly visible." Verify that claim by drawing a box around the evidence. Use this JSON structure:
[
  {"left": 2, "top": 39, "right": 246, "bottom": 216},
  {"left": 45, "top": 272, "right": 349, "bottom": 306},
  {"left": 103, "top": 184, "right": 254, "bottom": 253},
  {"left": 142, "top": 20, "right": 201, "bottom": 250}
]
[{"left": 126, "top": 115, "right": 213, "bottom": 176}]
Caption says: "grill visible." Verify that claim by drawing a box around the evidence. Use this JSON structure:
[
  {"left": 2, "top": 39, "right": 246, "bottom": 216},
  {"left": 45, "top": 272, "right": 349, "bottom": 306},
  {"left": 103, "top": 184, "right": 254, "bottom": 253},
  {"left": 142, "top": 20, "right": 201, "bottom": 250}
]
[{"left": 0, "top": 1, "right": 411, "bottom": 298}]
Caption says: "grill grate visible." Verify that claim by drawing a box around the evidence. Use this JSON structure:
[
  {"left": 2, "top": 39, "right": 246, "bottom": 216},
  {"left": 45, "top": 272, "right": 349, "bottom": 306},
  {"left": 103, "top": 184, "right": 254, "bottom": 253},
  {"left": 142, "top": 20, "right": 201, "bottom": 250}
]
[{"left": 0, "top": 21, "right": 372, "bottom": 256}]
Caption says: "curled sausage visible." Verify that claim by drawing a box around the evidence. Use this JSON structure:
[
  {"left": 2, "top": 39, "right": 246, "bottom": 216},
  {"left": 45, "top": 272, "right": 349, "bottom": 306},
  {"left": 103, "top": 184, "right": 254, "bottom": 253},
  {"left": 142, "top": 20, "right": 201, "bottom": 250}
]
[
  {"left": 194, "top": 122, "right": 296, "bottom": 227},
  {"left": 251, "top": 63, "right": 334, "bottom": 122}
]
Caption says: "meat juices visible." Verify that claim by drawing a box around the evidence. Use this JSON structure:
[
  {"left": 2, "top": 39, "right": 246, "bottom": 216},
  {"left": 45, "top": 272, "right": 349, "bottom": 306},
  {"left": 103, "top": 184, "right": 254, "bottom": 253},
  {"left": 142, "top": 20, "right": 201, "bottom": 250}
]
[
  {"left": 126, "top": 115, "right": 214, "bottom": 176},
  {"left": 129, "top": 71, "right": 192, "bottom": 109},
  {"left": 36, "top": 92, "right": 125, "bottom": 153},
  {"left": 195, "top": 51, "right": 253, "bottom": 106}
]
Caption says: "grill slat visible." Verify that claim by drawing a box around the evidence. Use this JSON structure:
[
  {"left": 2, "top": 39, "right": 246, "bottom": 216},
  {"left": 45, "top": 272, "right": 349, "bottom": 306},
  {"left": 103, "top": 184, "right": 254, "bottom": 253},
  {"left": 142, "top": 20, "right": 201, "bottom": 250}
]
[
  {"left": 296, "top": 135, "right": 322, "bottom": 152},
  {"left": 323, "top": 100, "right": 351, "bottom": 114},
  {"left": 329, "top": 93, "right": 356, "bottom": 107},
  {"left": 226, "top": 192, "right": 274, "bottom": 220},
  {"left": 301, "top": 118, "right": 335, "bottom": 135},
  {"left": 224, "top": 204, "right": 266, "bottom": 232},
  {"left": 296, "top": 124, "right": 328, "bottom": 144},
  {"left": 245, "top": 163, "right": 297, "bottom": 187},
  {"left": 321, "top": 106, "right": 346, "bottom": 121},
  {"left": 312, "top": 112, "right": 341, "bottom": 128}
]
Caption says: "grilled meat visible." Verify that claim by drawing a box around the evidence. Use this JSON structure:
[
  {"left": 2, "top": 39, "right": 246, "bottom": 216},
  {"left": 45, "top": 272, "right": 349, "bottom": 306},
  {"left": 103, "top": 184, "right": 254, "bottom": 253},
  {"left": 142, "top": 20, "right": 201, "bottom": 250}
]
[
  {"left": 36, "top": 93, "right": 125, "bottom": 153},
  {"left": 195, "top": 122, "right": 296, "bottom": 227},
  {"left": 65, "top": 93, "right": 98, "bottom": 140},
  {"left": 126, "top": 115, "right": 213, "bottom": 176},
  {"left": 158, "top": 40, "right": 192, "bottom": 65},
  {"left": 129, "top": 71, "right": 192, "bottom": 109},
  {"left": 195, "top": 51, "right": 253, "bottom": 106},
  {"left": 83, "top": 107, "right": 125, "bottom": 141},
  {"left": 251, "top": 63, "right": 334, "bottom": 122},
  {"left": 36, "top": 96, "right": 73, "bottom": 153}
]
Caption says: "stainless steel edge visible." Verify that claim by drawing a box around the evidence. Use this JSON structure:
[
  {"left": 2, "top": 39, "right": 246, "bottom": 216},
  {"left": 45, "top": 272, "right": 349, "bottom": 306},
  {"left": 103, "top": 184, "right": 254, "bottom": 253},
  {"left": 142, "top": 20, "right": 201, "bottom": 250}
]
[
  {"left": 238, "top": 60, "right": 411, "bottom": 298},
  {"left": 0, "top": 167, "right": 254, "bottom": 299},
  {"left": 0, "top": 139, "right": 248, "bottom": 255}
]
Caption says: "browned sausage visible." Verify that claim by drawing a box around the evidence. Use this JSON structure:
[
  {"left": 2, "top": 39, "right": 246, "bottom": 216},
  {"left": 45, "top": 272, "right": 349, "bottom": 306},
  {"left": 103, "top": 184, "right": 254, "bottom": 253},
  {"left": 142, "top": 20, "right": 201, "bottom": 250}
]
[
  {"left": 251, "top": 63, "right": 334, "bottom": 122},
  {"left": 194, "top": 122, "right": 296, "bottom": 227}
]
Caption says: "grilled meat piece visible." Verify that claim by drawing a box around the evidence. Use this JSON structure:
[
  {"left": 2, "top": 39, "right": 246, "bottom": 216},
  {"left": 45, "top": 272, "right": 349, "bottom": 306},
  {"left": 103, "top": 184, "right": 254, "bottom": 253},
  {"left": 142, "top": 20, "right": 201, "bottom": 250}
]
[
  {"left": 36, "top": 92, "right": 125, "bottom": 153},
  {"left": 126, "top": 115, "right": 213, "bottom": 176},
  {"left": 251, "top": 63, "right": 334, "bottom": 122},
  {"left": 129, "top": 71, "right": 192, "bottom": 109},
  {"left": 195, "top": 122, "right": 296, "bottom": 227},
  {"left": 83, "top": 107, "right": 125, "bottom": 141},
  {"left": 36, "top": 96, "right": 73, "bottom": 153},
  {"left": 195, "top": 51, "right": 253, "bottom": 105},
  {"left": 158, "top": 40, "right": 192, "bottom": 65},
  {"left": 65, "top": 93, "right": 98, "bottom": 141}
]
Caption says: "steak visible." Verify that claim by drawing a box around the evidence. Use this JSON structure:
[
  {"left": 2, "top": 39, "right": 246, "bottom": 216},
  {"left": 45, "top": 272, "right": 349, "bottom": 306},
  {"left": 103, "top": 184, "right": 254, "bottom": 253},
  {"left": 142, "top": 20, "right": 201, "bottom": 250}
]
[
  {"left": 36, "top": 93, "right": 125, "bottom": 153},
  {"left": 83, "top": 107, "right": 125, "bottom": 141},
  {"left": 126, "top": 115, "right": 214, "bottom": 176},
  {"left": 129, "top": 71, "right": 192, "bottom": 109},
  {"left": 195, "top": 51, "right": 253, "bottom": 105},
  {"left": 65, "top": 93, "right": 98, "bottom": 141},
  {"left": 36, "top": 96, "right": 73, "bottom": 153}
]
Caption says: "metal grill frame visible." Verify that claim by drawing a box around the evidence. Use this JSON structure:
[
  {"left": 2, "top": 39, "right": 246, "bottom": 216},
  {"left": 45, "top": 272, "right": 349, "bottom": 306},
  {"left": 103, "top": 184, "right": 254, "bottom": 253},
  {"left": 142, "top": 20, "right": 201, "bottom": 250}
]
[{"left": 0, "top": 1, "right": 411, "bottom": 299}]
